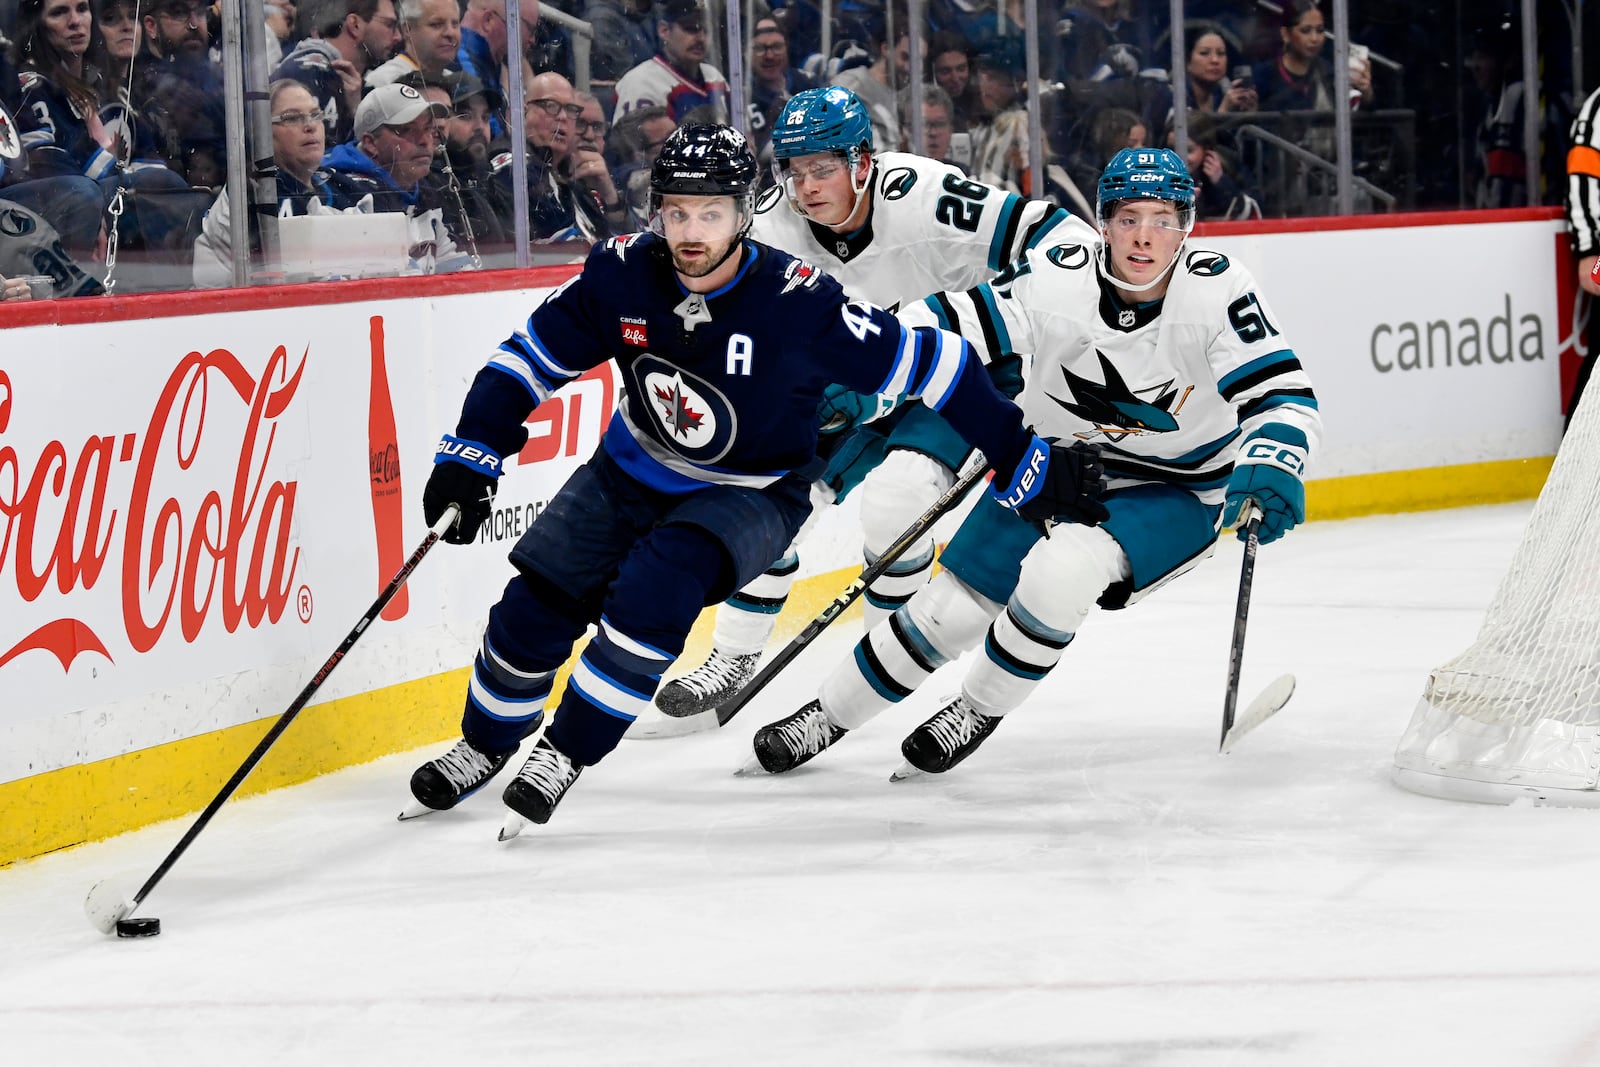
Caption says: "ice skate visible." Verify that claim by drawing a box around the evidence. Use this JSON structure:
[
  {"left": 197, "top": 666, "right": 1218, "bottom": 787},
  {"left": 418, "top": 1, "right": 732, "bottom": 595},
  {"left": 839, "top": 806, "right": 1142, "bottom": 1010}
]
[
  {"left": 894, "top": 696, "right": 1001, "bottom": 779},
  {"left": 655, "top": 647, "right": 762, "bottom": 718},
  {"left": 499, "top": 737, "right": 583, "bottom": 837},
  {"left": 748, "top": 700, "right": 847, "bottom": 774},
  {"left": 402, "top": 737, "right": 519, "bottom": 818}
]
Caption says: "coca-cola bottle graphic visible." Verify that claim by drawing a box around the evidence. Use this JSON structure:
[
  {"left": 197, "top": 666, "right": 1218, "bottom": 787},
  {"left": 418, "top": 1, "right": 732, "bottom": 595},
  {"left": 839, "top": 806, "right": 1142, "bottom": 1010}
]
[{"left": 368, "top": 315, "right": 408, "bottom": 620}]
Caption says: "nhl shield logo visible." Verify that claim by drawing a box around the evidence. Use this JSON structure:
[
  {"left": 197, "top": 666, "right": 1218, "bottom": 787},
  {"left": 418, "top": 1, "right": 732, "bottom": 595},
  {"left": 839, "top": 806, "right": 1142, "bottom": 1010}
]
[{"left": 634, "top": 356, "right": 737, "bottom": 463}]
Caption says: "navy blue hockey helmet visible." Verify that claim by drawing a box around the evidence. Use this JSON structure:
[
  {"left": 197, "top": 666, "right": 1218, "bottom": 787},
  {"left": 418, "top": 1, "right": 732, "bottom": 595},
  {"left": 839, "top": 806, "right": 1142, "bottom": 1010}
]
[
  {"left": 649, "top": 123, "right": 760, "bottom": 234},
  {"left": 1096, "top": 148, "right": 1197, "bottom": 226}
]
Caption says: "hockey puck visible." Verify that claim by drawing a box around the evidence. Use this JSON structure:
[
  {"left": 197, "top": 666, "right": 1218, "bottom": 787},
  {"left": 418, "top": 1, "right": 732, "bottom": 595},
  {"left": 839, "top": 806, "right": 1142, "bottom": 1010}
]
[{"left": 115, "top": 917, "right": 161, "bottom": 938}]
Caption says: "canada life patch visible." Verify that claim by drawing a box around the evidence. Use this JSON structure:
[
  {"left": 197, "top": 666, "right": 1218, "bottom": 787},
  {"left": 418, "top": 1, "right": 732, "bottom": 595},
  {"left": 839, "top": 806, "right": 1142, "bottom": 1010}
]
[{"left": 621, "top": 316, "right": 648, "bottom": 347}]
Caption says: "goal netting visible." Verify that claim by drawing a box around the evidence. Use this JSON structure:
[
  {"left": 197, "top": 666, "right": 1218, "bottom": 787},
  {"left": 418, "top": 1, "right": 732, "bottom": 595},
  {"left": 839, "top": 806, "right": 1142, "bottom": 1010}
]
[{"left": 1392, "top": 390, "right": 1600, "bottom": 806}]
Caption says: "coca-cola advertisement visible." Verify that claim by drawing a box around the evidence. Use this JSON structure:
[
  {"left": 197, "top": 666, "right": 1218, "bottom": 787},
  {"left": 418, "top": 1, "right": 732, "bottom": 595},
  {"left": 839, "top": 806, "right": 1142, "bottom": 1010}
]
[{"left": 0, "top": 284, "right": 619, "bottom": 793}]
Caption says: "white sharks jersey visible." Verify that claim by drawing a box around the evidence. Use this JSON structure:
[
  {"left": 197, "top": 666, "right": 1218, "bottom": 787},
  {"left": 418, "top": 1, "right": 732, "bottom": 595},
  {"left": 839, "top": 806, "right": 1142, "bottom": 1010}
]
[
  {"left": 901, "top": 237, "right": 1323, "bottom": 507},
  {"left": 750, "top": 151, "right": 1090, "bottom": 311}
]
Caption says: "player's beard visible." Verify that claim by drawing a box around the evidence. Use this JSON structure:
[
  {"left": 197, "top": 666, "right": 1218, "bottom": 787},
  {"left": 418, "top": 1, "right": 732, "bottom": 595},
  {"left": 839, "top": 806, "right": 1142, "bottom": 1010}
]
[{"left": 669, "top": 235, "right": 736, "bottom": 278}]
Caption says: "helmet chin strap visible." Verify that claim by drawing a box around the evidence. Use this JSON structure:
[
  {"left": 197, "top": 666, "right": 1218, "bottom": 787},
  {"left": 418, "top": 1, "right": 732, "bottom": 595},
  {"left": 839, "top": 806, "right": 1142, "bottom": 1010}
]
[{"left": 1096, "top": 232, "right": 1188, "bottom": 294}]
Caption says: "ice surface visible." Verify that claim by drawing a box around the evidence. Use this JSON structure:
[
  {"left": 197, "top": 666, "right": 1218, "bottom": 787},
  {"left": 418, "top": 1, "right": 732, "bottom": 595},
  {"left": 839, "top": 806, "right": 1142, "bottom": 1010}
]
[{"left": 5, "top": 503, "right": 1600, "bottom": 1066}]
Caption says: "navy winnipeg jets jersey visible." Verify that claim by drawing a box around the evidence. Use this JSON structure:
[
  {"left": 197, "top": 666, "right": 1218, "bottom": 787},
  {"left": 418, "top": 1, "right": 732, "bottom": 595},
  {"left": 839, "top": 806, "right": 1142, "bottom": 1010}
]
[{"left": 454, "top": 232, "right": 1033, "bottom": 492}]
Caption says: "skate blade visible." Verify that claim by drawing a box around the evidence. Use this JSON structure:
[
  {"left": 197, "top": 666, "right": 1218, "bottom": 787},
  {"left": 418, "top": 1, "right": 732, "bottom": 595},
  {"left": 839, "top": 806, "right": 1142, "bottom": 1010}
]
[
  {"left": 397, "top": 800, "right": 438, "bottom": 822},
  {"left": 888, "top": 761, "right": 925, "bottom": 783},
  {"left": 627, "top": 708, "right": 722, "bottom": 741},
  {"left": 498, "top": 810, "right": 529, "bottom": 841}
]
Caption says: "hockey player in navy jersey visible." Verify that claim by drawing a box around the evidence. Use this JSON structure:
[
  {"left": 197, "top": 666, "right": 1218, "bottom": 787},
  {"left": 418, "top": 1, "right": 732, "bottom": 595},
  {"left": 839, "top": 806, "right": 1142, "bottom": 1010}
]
[
  {"left": 748, "top": 147, "right": 1322, "bottom": 778},
  {"left": 403, "top": 124, "right": 1107, "bottom": 834},
  {"left": 650, "top": 86, "right": 1091, "bottom": 727}
]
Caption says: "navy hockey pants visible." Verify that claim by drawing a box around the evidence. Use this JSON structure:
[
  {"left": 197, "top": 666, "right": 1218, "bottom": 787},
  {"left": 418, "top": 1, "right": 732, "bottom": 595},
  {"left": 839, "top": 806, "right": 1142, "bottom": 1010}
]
[{"left": 460, "top": 447, "right": 812, "bottom": 765}]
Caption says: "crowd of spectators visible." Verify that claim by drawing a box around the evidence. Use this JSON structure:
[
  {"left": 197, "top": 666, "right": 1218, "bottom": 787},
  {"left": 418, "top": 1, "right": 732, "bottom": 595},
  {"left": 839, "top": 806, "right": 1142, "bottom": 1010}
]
[{"left": 0, "top": 0, "right": 1590, "bottom": 298}]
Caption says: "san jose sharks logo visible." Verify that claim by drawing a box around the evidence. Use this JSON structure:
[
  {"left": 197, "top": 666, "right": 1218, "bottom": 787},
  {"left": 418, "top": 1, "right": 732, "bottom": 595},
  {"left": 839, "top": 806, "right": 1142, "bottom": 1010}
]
[
  {"left": 634, "top": 355, "right": 738, "bottom": 462},
  {"left": 1047, "top": 351, "right": 1193, "bottom": 442}
]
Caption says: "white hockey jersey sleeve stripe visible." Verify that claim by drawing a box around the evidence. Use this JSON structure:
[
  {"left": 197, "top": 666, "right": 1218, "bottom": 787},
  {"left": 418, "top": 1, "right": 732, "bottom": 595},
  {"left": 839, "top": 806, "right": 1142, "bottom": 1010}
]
[
  {"left": 908, "top": 327, "right": 970, "bottom": 409},
  {"left": 871, "top": 325, "right": 919, "bottom": 399}
]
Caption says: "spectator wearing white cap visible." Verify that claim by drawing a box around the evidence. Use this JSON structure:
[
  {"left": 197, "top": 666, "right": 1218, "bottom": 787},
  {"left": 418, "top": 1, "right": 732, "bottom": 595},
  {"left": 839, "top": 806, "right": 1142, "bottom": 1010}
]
[
  {"left": 324, "top": 81, "right": 448, "bottom": 208},
  {"left": 322, "top": 82, "right": 474, "bottom": 271}
]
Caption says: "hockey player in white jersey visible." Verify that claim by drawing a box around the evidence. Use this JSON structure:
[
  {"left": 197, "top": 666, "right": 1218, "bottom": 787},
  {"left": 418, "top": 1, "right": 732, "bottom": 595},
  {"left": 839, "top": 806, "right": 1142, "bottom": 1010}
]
[
  {"left": 748, "top": 147, "right": 1323, "bottom": 777},
  {"left": 650, "top": 85, "right": 1086, "bottom": 726}
]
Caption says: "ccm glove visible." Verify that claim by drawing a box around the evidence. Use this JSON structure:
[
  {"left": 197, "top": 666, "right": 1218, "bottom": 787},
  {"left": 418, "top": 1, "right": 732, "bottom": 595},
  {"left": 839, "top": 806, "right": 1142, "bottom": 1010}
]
[
  {"left": 423, "top": 434, "right": 504, "bottom": 545},
  {"left": 993, "top": 433, "right": 1110, "bottom": 527},
  {"left": 1221, "top": 424, "right": 1308, "bottom": 544},
  {"left": 817, "top": 383, "right": 898, "bottom": 436}
]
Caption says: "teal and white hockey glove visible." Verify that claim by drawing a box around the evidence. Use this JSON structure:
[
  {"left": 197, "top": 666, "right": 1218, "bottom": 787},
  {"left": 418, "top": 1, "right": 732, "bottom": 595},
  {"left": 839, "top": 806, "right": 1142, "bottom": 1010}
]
[
  {"left": 817, "top": 384, "right": 899, "bottom": 436},
  {"left": 1222, "top": 424, "right": 1308, "bottom": 544}
]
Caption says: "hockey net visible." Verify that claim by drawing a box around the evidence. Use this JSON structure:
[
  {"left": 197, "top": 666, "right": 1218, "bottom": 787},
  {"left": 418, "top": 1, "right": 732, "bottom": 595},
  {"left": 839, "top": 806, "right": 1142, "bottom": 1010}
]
[{"left": 1392, "top": 391, "right": 1600, "bottom": 805}]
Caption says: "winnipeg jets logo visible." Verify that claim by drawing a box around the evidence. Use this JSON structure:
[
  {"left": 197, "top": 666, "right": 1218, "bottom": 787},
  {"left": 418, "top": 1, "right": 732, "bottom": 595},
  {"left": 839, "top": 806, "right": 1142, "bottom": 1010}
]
[
  {"left": 1048, "top": 351, "right": 1193, "bottom": 442},
  {"left": 653, "top": 375, "right": 705, "bottom": 438},
  {"left": 635, "top": 356, "right": 738, "bottom": 462}
]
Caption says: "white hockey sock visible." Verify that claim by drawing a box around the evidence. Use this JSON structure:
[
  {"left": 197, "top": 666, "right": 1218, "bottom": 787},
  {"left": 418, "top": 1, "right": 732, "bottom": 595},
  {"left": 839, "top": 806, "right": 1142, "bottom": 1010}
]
[
  {"left": 862, "top": 542, "right": 935, "bottom": 632},
  {"left": 963, "top": 523, "right": 1128, "bottom": 718},
  {"left": 821, "top": 571, "right": 998, "bottom": 730},
  {"left": 963, "top": 601, "right": 1077, "bottom": 718},
  {"left": 711, "top": 551, "right": 798, "bottom": 655},
  {"left": 859, "top": 450, "right": 953, "bottom": 634}
]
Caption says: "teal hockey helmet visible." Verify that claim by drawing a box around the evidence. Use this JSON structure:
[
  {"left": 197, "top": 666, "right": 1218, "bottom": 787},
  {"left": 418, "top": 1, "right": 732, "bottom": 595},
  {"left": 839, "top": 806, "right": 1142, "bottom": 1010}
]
[
  {"left": 1094, "top": 148, "right": 1196, "bottom": 294},
  {"left": 1096, "top": 147, "right": 1196, "bottom": 226},
  {"left": 771, "top": 86, "right": 874, "bottom": 162}
]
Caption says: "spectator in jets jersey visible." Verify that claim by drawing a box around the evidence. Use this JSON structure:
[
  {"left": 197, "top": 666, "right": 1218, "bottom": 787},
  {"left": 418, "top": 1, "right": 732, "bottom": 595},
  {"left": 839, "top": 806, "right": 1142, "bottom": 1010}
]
[
  {"left": 748, "top": 148, "right": 1320, "bottom": 780},
  {"left": 10, "top": 0, "right": 191, "bottom": 249},
  {"left": 402, "top": 123, "right": 1103, "bottom": 833}
]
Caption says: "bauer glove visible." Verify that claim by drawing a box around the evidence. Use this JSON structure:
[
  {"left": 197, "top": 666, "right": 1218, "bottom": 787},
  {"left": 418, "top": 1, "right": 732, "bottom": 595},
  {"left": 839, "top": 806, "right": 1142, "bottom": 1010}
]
[
  {"left": 424, "top": 434, "right": 503, "bottom": 545},
  {"left": 1222, "top": 424, "right": 1308, "bottom": 544},
  {"left": 817, "top": 383, "right": 898, "bottom": 436},
  {"left": 993, "top": 434, "right": 1110, "bottom": 527}
]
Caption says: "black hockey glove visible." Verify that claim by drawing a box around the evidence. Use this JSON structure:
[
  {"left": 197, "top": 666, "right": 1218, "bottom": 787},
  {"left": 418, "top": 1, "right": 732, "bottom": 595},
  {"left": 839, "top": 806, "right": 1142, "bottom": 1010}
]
[
  {"left": 423, "top": 435, "right": 504, "bottom": 545},
  {"left": 993, "top": 434, "right": 1110, "bottom": 527}
]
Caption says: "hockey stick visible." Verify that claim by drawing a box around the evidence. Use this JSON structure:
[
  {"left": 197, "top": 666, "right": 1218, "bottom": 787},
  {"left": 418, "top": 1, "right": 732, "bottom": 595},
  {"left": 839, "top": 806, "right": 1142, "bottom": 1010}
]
[
  {"left": 85, "top": 505, "right": 459, "bottom": 936},
  {"left": 708, "top": 460, "right": 991, "bottom": 728},
  {"left": 1218, "top": 501, "right": 1296, "bottom": 754}
]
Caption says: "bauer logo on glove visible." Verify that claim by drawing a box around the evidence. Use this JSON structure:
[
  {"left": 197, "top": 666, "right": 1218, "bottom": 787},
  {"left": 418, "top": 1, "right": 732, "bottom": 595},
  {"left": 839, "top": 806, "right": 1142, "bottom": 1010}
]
[
  {"left": 994, "top": 434, "right": 1110, "bottom": 527},
  {"left": 436, "top": 435, "right": 503, "bottom": 473}
]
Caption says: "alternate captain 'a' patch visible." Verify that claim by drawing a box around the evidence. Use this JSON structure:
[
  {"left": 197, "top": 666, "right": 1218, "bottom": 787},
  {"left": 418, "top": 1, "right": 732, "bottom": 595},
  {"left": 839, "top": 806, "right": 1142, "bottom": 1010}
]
[
  {"left": 634, "top": 356, "right": 738, "bottom": 463},
  {"left": 1046, "top": 351, "right": 1194, "bottom": 442}
]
